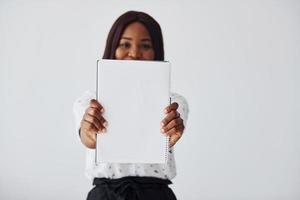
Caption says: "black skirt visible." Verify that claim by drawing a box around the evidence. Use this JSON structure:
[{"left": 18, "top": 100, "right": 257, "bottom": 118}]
[{"left": 86, "top": 176, "right": 177, "bottom": 200}]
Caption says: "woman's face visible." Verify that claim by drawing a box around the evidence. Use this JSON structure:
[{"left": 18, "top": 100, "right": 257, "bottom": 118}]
[{"left": 115, "top": 22, "right": 155, "bottom": 60}]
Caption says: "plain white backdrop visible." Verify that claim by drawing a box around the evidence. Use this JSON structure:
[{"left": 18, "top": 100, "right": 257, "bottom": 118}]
[{"left": 0, "top": 0, "right": 299, "bottom": 199}]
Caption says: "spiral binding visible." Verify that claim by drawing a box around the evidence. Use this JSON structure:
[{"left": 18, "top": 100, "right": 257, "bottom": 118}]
[
  {"left": 165, "top": 97, "right": 172, "bottom": 163},
  {"left": 95, "top": 59, "right": 99, "bottom": 166}
]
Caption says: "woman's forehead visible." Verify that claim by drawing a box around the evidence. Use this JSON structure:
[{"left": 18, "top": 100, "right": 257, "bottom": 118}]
[{"left": 121, "top": 22, "right": 151, "bottom": 39}]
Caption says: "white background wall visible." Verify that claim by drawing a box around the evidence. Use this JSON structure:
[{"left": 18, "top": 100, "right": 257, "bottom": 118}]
[{"left": 1, "top": 0, "right": 299, "bottom": 199}]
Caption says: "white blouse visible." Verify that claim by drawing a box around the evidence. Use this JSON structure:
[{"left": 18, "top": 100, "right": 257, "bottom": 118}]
[{"left": 73, "top": 90, "right": 189, "bottom": 180}]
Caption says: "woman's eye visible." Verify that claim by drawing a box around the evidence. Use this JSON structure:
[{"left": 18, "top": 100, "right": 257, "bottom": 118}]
[
  {"left": 140, "top": 43, "right": 152, "bottom": 49},
  {"left": 119, "top": 42, "right": 131, "bottom": 49}
]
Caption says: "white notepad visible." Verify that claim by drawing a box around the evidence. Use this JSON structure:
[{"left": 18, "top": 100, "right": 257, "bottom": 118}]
[{"left": 96, "top": 59, "right": 170, "bottom": 164}]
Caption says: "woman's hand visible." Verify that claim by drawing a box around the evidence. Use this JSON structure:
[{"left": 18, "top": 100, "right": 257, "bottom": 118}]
[
  {"left": 161, "top": 102, "right": 185, "bottom": 147},
  {"left": 80, "top": 99, "right": 107, "bottom": 149}
]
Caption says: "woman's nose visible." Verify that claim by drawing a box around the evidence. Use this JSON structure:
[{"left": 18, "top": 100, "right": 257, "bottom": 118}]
[{"left": 128, "top": 46, "right": 141, "bottom": 59}]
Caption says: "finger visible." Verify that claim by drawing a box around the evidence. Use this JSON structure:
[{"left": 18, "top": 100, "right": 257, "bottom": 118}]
[
  {"left": 83, "top": 113, "right": 105, "bottom": 132},
  {"left": 164, "top": 124, "right": 184, "bottom": 136},
  {"left": 90, "top": 99, "right": 104, "bottom": 112},
  {"left": 82, "top": 120, "right": 104, "bottom": 136},
  {"left": 81, "top": 120, "right": 97, "bottom": 141},
  {"left": 169, "top": 134, "right": 182, "bottom": 147},
  {"left": 161, "top": 118, "right": 183, "bottom": 133},
  {"left": 164, "top": 102, "right": 179, "bottom": 114},
  {"left": 161, "top": 111, "right": 180, "bottom": 127},
  {"left": 86, "top": 107, "right": 108, "bottom": 127}
]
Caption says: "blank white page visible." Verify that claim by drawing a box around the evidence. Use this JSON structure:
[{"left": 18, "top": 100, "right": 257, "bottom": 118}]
[{"left": 96, "top": 59, "right": 170, "bottom": 164}]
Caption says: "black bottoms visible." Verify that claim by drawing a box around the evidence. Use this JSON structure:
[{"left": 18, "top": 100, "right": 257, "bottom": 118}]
[{"left": 86, "top": 176, "right": 177, "bottom": 200}]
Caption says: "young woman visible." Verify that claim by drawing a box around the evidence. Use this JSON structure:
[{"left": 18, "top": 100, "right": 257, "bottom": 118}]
[{"left": 73, "top": 11, "right": 189, "bottom": 200}]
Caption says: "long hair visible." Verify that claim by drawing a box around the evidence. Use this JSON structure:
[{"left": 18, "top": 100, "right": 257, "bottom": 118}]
[{"left": 102, "top": 11, "right": 164, "bottom": 61}]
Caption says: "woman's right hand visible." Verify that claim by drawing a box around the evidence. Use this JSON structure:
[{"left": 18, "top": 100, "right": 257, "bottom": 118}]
[{"left": 80, "top": 99, "right": 107, "bottom": 149}]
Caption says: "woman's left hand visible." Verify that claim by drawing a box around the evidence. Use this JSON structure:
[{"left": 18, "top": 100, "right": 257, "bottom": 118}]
[{"left": 161, "top": 102, "right": 185, "bottom": 147}]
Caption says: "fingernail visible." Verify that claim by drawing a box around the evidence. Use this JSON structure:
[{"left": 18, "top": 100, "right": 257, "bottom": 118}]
[
  {"left": 101, "top": 108, "right": 104, "bottom": 113},
  {"left": 161, "top": 128, "right": 165, "bottom": 133},
  {"left": 103, "top": 121, "right": 108, "bottom": 127},
  {"left": 161, "top": 122, "right": 164, "bottom": 126},
  {"left": 102, "top": 128, "right": 107, "bottom": 133},
  {"left": 164, "top": 109, "right": 168, "bottom": 113}
]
